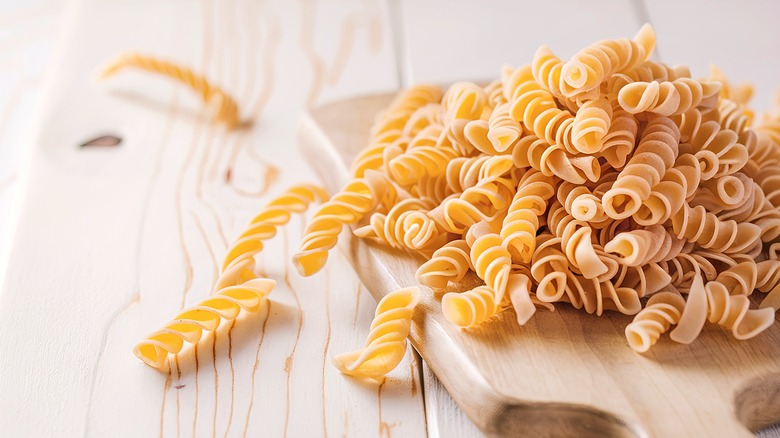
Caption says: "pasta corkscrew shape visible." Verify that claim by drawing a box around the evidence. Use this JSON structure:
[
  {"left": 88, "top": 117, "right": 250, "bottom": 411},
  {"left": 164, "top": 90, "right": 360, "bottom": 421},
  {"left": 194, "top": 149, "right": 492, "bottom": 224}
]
[
  {"left": 100, "top": 52, "right": 240, "bottom": 128},
  {"left": 332, "top": 287, "right": 420, "bottom": 382},
  {"left": 134, "top": 184, "right": 327, "bottom": 369}
]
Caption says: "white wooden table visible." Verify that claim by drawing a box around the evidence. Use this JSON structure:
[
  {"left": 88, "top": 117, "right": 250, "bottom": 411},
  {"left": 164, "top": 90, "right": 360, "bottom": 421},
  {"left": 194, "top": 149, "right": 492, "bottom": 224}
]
[{"left": 0, "top": 1, "right": 779, "bottom": 437}]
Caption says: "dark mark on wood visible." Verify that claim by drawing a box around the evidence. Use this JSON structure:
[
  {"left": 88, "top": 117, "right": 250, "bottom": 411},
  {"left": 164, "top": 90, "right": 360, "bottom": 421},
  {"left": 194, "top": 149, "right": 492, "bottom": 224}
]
[{"left": 80, "top": 134, "right": 122, "bottom": 148}]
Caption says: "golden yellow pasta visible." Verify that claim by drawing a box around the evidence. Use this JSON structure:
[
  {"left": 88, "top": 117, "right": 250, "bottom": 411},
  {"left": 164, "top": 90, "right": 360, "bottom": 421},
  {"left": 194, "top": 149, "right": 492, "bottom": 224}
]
[
  {"left": 332, "top": 287, "right": 420, "bottom": 382},
  {"left": 134, "top": 25, "right": 780, "bottom": 381},
  {"left": 134, "top": 184, "right": 327, "bottom": 369},
  {"left": 560, "top": 24, "right": 656, "bottom": 101},
  {"left": 625, "top": 288, "right": 685, "bottom": 353},
  {"left": 294, "top": 170, "right": 396, "bottom": 276},
  {"left": 100, "top": 52, "right": 240, "bottom": 128}
]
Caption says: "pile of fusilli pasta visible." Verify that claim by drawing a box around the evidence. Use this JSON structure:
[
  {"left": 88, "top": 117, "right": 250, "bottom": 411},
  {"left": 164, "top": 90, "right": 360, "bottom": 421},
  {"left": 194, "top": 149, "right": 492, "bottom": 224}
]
[
  {"left": 293, "top": 23, "right": 780, "bottom": 355},
  {"left": 134, "top": 24, "right": 780, "bottom": 379}
]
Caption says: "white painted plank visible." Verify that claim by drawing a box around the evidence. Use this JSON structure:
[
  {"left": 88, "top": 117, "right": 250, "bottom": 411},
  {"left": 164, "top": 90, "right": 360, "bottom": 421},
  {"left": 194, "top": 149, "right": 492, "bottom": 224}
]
[
  {"left": 0, "top": 0, "right": 66, "bottom": 291},
  {"left": 644, "top": 0, "right": 780, "bottom": 114},
  {"left": 0, "top": 0, "right": 428, "bottom": 436},
  {"left": 422, "top": 362, "right": 482, "bottom": 438},
  {"left": 399, "top": 0, "right": 643, "bottom": 85}
]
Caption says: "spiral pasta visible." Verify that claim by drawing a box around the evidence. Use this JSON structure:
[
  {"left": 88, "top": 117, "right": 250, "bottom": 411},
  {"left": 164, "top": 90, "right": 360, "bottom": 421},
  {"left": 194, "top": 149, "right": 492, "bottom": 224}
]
[
  {"left": 100, "top": 52, "right": 240, "bottom": 128},
  {"left": 602, "top": 116, "right": 680, "bottom": 219},
  {"left": 134, "top": 184, "right": 327, "bottom": 369},
  {"left": 500, "top": 170, "right": 556, "bottom": 263},
  {"left": 222, "top": 184, "right": 329, "bottom": 272},
  {"left": 671, "top": 202, "right": 761, "bottom": 254},
  {"left": 416, "top": 239, "right": 473, "bottom": 290},
  {"left": 617, "top": 78, "right": 721, "bottom": 116},
  {"left": 560, "top": 24, "right": 656, "bottom": 100},
  {"left": 134, "top": 260, "right": 275, "bottom": 369},
  {"left": 294, "top": 170, "right": 396, "bottom": 276},
  {"left": 625, "top": 288, "right": 685, "bottom": 353},
  {"left": 442, "top": 285, "right": 501, "bottom": 328},
  {"left": 705, "top": 263, "right": 775, "bottom": 340},
  {"left": 333, "top": 287, "right": 420, "bottom": 381},
  {"left": 487, "top": 102, "right": 524, "bottom": 153},
  {"left": 353, "top": 197, "right": 445, "bottom": 253}
]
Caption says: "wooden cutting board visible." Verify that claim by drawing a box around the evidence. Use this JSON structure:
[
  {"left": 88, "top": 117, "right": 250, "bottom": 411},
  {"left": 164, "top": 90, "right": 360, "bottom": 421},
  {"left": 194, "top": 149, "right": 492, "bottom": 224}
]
[{"left": 299, "top": 94, "right": 780, "bottom": 438}]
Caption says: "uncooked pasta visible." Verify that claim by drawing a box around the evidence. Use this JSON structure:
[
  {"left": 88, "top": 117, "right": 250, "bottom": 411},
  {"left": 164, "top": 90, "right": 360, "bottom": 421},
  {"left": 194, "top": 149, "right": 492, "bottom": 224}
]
[
  {"left": 136, "top": 24, "right": 780, "bottom": 380},
  {"left": 100, "top": 52, "right": 240, "bottom": 128},
  {"left": 133, "top": 185, "right": 326, "bottom": 369},
  {"left": 293, "top": 23, "right": 780, "bottom": 356}
]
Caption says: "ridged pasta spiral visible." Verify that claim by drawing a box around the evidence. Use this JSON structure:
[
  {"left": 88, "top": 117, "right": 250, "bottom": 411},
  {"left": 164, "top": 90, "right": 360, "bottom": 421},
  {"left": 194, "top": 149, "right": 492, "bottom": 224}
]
[
  {"left": 634, "top": 153, "right": 700, "bottom": 226},
  {"left": 134, "top": 184, "right": 327, "bottom": 369},
  {"left": 222, "top": 184, "right": 329, "bottom": 272},
  {"left": 604, "top": 225, "right": 686, "bottom": 267},
  {"left": 134, "top": 259, "right": 275, "bottom": 369},
  {"left": 625, "top": 288, "right": 685, "bottom": 352},
  {"left": 560, "top": 24, "right": 656, "bottom": 100},
  {"left": 547, "top": 201, "right": 613, "bottom": 280},
  {"left": 505, "top": 65, "right": 577, "bottom": 154},
  {"left": 416, "top": 239, "right": 473, "bottom": 290},
  {"left": 688, "top": 120, "right": 748, "bottom": 180},
  {"left": 442, "top": 82, "right": 488, "bottom": 122},
  {"left": 353, "top": 198, "right": 445, "bottom": 253},
  {"left": 500, "top": 170, "right": 557, "bottom": 263},
  {"left": 602, "top": 116, "right": 680, "bottom": 219},
  {"left": 332, "top": 287, "right": 420, "bottom": 382},
  {"left": 557, "top": 181, "right": 609, "bottom": 225},
  {"left": 353, "top": 85, "right": 443, "bottom": 177},
  {"left": 714, "top": 98, "right": 751, "bottom": 134},
  {"left": 387, "top": 129, "right": 460, "bottom": 185},
  {"left": 670, "top": 202, "right": 761, "bottom": 254},
  {"left": 446, "top": 155, "right": 515, "bottom": 194},
  {"left": 606, "top": 61, "right": 691, "bottom": 97},
  {"left": 442, "top": 286, "right": 500, "bottom": 328},
  {"left": 705, "top": 263, "right": 775, "bottom": 340},
  {"left": 571, "top": 97, "right": 612, "bottom": 153},
  {"left": 370, "top": 84, "right": 444, "bottom": 140},
  {"left": 617, "top": 78, "right": 721, "bottom": 116},
  {"left": 600, "top": 105, "right": 638, "bottom": 168},
  {"left": 469, "top": 229, "right": 512, "bottom": 301},
  {"left": 295, "top": 171, "right": 397, "bottom": 276},
  {"left": 100, "top": 52, "right": 240, "bottom": 128},
  {"left": 531, "top": 45, "right": 566, "bottom": 102},
  {"left": 512, "top": 135, "right": 600, "bottom": 184},
  {"left": 487, "top": 102, "right": 524, "bottom": 152}
]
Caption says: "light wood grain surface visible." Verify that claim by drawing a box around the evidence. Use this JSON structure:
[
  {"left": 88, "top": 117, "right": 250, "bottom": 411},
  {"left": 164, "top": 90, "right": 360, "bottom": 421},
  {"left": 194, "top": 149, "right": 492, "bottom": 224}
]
[{"left": 1, "top": 0, "right": 780, "bottom": 437}]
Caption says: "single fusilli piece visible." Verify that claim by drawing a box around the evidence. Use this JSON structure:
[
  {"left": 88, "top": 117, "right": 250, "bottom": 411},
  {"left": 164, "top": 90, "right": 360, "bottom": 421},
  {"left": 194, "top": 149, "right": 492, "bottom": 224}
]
[
  {"left": 295, "top": 171, "right": 397, "bottom": 276},
  {"left": 512, "top": 135, "right": 600, "bottom": 184},
  {"left": 416, "top": 239, "right": 473, "bottom": 290},
  {"left": 705, "top": 262, "right": 775, "bottom": 340},
  {"left": 134, "top": 184, "right": 327, "bottom": 369},
  {"left": 353, "top": 197, "right": 445, "bottom": 253},
  {"left": 624, "top": 288, "right": 685, "bottom": 352},
  {"left": 671, "top": 202, "right": 761, "bottom": 254},
  {"left": 634, "top": 153, "right": 700, "bottom": 226},
  {"left": 500, "top": 169, "right": 557, "bottom": 263},
  {"left": 221, "top": 184, "right": 329, "bottom": 272},
  {"left": 602, "top": 116, "right": 680, "bottom": 219},
  {"left": 571, "top": 97, "right": 612, "bottom": 153},
  {"left": 487, "top": 102, "right": 524, "bottom": 153},
  {"left": 617, "top": 78, "right": 720, "bottom": 116},
  {"left": 134, "top": 258, "right": 275, "bottom": 369},
  {"left": 100, "top": 52, "right": 240, "bottom": 128},
  {"left": 560, "top": 24, "right": 656, "bottom": 100},
  {"left": 332, "top": 287, "right": 420, "bottom": 381}
]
